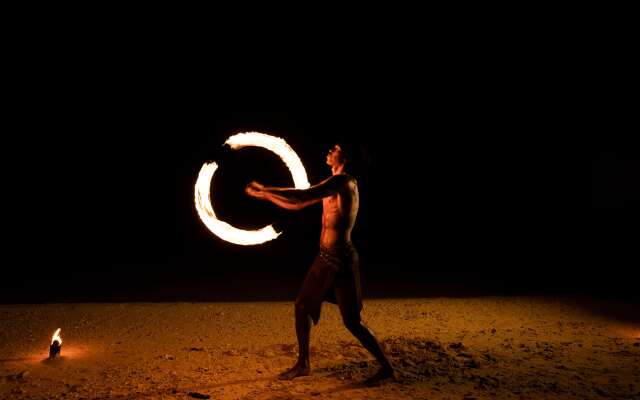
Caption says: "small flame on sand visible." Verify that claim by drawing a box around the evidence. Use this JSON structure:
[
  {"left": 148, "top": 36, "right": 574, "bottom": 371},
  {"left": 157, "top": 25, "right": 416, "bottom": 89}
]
[{"left": 51, "top": 328, "right": 62, "bottom": 345}]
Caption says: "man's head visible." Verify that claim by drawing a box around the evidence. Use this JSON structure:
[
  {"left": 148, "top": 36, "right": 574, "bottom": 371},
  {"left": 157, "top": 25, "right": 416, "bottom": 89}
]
[
  {"left": 326, "top": 144, "right": 345, "bottom": 169},
  {"left": 326, "top": 140, "right": 370, "bottom": 179}
]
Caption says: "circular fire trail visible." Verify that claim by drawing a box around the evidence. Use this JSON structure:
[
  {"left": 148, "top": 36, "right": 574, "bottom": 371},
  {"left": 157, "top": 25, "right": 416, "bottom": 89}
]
[{"left": 195, "top": 132, "right": 309, "bottom": 245}]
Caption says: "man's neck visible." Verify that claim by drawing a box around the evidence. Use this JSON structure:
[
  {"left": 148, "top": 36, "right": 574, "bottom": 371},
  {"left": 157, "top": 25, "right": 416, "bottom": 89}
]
[{"left": 331, "top": 164, "right": 345, "bottom": 175}]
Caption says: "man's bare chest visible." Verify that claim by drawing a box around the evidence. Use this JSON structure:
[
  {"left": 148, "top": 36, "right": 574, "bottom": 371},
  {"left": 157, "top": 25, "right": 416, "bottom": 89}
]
[{"left": 322, "top": 196, "right": 340, "bottom": 214}]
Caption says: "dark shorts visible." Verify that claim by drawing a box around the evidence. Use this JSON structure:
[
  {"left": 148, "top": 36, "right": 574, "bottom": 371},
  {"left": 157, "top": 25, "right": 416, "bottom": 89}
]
[{"left": 296, "top": 242, "right": 362, "bottom": 325}]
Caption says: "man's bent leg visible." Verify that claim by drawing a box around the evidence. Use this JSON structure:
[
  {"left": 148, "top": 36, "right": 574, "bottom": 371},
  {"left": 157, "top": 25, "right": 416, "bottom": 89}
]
[
  {"left": 278, "top": 300, "right": 312, "bottom": 380},
  {"left": 335, "top": 286, "right": 394, "bottom": 384}
]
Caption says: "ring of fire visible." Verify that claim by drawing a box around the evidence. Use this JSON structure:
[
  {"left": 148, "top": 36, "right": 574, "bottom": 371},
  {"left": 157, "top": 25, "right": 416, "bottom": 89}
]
[{"left": 194, "top": 132, "right": 310, "bottom": 245}]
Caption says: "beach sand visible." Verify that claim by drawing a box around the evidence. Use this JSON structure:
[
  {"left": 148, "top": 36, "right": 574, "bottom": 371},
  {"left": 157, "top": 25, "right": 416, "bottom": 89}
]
[{"left": 1, "top": 297, "right": 639, "bottom": 399}]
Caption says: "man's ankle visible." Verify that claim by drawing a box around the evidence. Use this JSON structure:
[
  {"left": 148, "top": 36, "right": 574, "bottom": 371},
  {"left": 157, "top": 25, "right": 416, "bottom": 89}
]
[
  {"left": 380, "top": 361, "right": 393, "bottom": 371},
  {"left": 296, "top": 359, "right": 310, "bottom": 368}
]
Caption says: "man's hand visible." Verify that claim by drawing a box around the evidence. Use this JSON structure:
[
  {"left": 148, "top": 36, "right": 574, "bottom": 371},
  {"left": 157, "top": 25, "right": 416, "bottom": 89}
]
[
  {"left": 245, "top": 182, "right": 266, "bottom": 199},
  {"left": 248, "top": 181, "right": 265, "bottom": 191}
]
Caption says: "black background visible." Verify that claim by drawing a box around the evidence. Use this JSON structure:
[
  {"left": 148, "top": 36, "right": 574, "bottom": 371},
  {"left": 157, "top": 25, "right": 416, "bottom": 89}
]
[{"left": 2, "top": 29, "right": 638, "bottom": 303}]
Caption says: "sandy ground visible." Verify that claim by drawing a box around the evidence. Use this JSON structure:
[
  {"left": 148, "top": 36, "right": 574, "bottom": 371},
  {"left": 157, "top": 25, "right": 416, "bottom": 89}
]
[{"left": 1, "top": 297, "right": 639, "bottom": 400}]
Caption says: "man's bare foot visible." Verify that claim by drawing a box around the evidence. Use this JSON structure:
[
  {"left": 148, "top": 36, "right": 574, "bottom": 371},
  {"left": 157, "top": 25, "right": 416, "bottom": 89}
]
[
  {"left": 278, "top": 363, "right": 311, "bottom": 380},
  {"left": 363, "top": 365, "right": 395, "bottom": 386}
]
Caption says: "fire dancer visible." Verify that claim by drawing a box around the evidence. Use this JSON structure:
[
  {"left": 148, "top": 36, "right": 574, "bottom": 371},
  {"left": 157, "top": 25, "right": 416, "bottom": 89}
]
[{"left": 245, "top": 142, "right": 394, "bottom": 384}]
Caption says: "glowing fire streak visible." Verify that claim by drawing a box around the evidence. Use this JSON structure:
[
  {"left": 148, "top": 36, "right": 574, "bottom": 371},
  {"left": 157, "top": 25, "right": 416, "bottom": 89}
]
[
  {"left": 195, "top": 132, "right": 310, "bottom": 246},
  {"left": 195, "top": 162, "right": 281, "bottom": 245},
  {"left": 51, "top": 328, "right": 62, "bottom": 345},
  {"left": 225, "top": 132, "right": 310, "bottom": 189}
]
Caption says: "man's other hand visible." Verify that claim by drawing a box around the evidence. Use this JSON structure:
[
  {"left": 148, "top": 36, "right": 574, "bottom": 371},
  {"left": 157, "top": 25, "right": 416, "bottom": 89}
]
[{"left": 245, "top": 184, "right": 265, "bottom": 199}]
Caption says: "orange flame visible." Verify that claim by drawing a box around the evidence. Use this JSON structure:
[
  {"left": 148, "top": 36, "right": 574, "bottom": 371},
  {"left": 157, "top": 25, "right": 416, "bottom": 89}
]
[
  {"left": 51, "top": 328, "right": 62, "bottom": 345},
  {"left": 195, "top": 132, "right": 310, "bottom": 246},
  {"left": 225, "top": 132, "right": 310, "bottom": 189}
]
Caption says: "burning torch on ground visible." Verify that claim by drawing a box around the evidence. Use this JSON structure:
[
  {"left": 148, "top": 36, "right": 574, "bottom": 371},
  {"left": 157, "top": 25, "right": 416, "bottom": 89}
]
[{"left": 49, "top": 328, "right": 62, "bottom": 359}]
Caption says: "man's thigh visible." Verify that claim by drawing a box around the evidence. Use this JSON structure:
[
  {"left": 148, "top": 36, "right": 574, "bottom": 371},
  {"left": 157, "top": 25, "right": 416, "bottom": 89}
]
[{"left": 334, "top": 279, "right": 361, "bottom": 322}]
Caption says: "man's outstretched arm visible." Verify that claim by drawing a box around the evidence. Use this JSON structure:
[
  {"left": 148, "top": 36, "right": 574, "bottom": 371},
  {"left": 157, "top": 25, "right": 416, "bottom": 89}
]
[
  {"left": 246, "top": 175, "right": 348, "bottom": 210},
  {"left": 264, "top": 192, "right": 321, "bottom": 210},
  {"left": 245, "top": 185, "right": 320, "bottom": 210}
]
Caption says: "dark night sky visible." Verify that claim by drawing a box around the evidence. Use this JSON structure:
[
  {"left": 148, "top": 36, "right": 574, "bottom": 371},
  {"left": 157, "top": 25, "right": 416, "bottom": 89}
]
[{"left": 2, "top": 40, "right": 638, "bottom": 302}]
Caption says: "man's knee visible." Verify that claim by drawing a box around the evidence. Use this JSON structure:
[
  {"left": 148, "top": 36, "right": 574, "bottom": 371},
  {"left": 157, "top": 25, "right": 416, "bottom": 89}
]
[{"left": 294, "top": 298, "right": 306, "bottom": 314}]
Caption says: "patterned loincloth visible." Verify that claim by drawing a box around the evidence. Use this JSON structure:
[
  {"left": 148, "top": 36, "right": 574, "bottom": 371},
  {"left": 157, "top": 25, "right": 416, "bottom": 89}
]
[{"left": 296, "top": 242, "right": 362, "bottom": 325}]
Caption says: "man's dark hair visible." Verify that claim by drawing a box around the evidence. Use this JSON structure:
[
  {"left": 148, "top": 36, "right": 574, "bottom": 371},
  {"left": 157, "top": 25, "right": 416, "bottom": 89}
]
[{"left": 335, "top": 140, "right": 371, "bottom": 182}]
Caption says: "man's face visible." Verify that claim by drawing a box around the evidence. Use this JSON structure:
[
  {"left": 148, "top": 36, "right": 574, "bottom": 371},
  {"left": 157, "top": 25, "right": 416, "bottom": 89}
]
[{"left": 326, "top": 144, "right": 344, "bottom": 166}]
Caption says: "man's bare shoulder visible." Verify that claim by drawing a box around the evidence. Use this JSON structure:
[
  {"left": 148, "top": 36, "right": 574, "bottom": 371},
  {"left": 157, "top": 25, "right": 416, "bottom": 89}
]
[
  {"left": 312, "top": 174, "right": 357, "bottom": 199},
  {"left": 343, "top": 174, "right": 358, "bottom": 186},
  {"left": 331, "top": 174, "right": 357, "bottom": 189}
]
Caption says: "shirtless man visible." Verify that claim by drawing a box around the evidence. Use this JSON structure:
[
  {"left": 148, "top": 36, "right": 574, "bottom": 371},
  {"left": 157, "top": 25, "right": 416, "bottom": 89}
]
[{"left": 245, "top": 143, "right": 394, "bottom": 385}]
